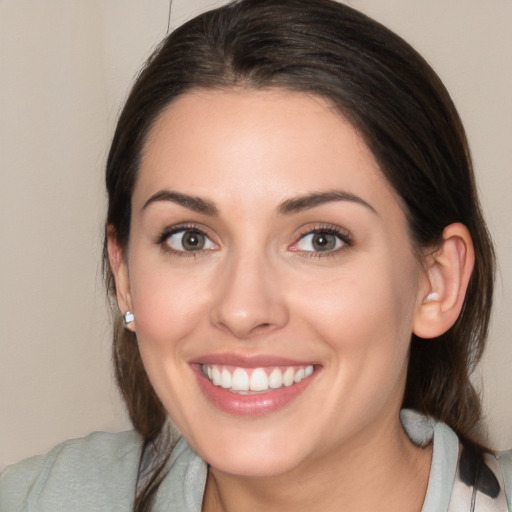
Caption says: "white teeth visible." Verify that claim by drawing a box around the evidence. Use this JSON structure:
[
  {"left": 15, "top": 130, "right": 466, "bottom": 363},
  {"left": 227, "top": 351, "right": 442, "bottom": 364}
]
[
  {"left": 268, "top": 367, "right": 283, "bottom": 389},
  {"left": 250, "top": 368, "right": 268, "bottom": 391},
  {"left": 212, "top": 366, "right": 222, "bottom": 386},
  {"left": 283, "top": 367, "right": 295, "bottom": 387},
  {"left": 202, "top": 363, "right": 316, "bottom": 392},
  {"left": 294, "top": 368, "right": 305, "bottom": 383},
  {"left": 221, "top": 368, "right": 232, "bottom": 388},
  {"left": 231, "top": 368, "right": 249, "bottom": 391}
]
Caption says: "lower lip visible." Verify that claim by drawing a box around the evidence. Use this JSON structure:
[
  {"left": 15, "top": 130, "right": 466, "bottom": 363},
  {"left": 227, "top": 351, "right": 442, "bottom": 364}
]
[{"left": 193, "top": 365, "right": 317, "bottom": 416}]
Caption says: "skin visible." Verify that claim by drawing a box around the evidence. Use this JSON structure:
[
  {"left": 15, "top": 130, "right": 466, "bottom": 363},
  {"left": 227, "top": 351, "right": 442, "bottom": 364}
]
[{"left": 109, "top": 89, "right": 472, "bottom": 511}]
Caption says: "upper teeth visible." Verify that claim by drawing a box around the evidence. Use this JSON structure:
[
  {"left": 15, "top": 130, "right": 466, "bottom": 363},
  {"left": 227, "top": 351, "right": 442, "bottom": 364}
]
[{"left": 201, "top": 364, "right": 314, "bottom": 392}]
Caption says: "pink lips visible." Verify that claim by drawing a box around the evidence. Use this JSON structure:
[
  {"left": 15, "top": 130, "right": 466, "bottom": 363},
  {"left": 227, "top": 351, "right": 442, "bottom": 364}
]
[{"left": 191, "top": 353, "right": 319, "bottom": 416}]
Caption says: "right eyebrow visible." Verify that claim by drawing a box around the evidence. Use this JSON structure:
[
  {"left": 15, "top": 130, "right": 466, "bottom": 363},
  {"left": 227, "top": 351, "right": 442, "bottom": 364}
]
[{"left": 142, "top": 190, "right": 219, "bottom": 216}]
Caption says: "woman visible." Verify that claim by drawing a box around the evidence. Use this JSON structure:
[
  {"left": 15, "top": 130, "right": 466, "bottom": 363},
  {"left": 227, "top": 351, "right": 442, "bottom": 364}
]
[{"left": 1, "top": 0, "right": 510, "bottom": 511}]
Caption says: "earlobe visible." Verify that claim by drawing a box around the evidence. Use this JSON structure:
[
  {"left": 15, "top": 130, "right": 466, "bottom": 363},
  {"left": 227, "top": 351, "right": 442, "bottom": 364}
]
[
  {"left": 413, "top": 223, "right": 474, "bottom": 339},
  {"left": 107, "top": 226, "right": 135, "bottom": 332}
]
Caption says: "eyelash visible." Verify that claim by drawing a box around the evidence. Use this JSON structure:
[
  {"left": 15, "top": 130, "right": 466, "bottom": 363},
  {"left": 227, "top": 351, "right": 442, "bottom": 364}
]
[
  {"left": 155, "top": 223, "right": 353, "bottom": 258},
  {"left": 156, "top": 224, "right": 217, "bottom": 257},
  {"left": 290, "top": 224, "right": 353, "bottom": 258}
]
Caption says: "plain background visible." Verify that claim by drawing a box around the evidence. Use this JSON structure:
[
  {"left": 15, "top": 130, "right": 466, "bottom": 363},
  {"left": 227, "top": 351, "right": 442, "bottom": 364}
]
[{"left": 1, "top": 0, "right": 511, "bottom": 469}]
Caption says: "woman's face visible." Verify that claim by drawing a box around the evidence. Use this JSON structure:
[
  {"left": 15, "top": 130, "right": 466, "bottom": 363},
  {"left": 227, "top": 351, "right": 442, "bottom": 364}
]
[{"left": 120, "top": 89, "right": 429, "bottom": 477}]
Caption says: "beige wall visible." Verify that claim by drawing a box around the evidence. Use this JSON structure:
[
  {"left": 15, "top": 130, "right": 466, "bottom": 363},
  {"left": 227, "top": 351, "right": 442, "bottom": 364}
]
[{"left": 1, "top": 0, "right": 511, "bottom": 468}]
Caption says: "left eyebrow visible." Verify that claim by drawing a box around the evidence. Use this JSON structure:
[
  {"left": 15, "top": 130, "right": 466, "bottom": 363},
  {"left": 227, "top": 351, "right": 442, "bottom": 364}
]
[{"left": 278, "top": 190, "right": 378, "bottom": 216}]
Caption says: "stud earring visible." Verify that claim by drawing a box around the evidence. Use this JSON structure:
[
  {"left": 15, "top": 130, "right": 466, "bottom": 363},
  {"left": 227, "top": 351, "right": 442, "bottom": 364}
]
[
  {"left": 123, "top": 311, "right": 135, "bottom": 327},
  {"left": 424, "top": 292, "right": 439, "bottom": 303}
]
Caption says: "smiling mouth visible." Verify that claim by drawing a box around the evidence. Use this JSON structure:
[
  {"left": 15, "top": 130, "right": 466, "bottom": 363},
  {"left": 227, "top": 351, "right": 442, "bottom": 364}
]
[{"left": 201, "top": 364, "right": 315, "bottom": 393}]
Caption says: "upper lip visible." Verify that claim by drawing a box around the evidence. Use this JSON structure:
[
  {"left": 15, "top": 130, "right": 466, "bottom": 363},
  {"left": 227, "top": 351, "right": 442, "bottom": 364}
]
[{"left": 189, "top": 353, "right": 319, "bottom": 368}]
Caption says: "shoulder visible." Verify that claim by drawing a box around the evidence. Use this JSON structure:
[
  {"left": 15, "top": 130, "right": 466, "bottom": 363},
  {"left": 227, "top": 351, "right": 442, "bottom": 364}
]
[
  {"left": 153, "top": 437, "right": 208, "bottom": 511},
  {"left": 0, "top": 430, "right": 142, "bottom": 512},
  {"left": 496, "top": 449, "right": 512, "bottom": 509},
  {"left": 401, "top": 410, "right": 512, "bottom": 512}
]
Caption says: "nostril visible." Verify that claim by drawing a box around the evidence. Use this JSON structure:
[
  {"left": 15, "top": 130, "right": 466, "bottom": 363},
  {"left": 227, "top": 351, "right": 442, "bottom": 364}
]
[{"left": 254, "top": 322, "right": 273, "bottom": 332}]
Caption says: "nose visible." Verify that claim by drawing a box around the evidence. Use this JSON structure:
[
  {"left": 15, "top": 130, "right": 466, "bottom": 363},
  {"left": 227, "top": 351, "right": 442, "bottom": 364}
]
[{"left": 209, "top": 252, "right": 289, "bottom": 340}]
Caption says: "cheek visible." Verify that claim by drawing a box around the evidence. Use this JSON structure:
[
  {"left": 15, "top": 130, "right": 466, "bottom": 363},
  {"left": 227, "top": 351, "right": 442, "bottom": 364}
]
[
  {"left": 295, "top": 250, "right": 420, "bottom": 372},
  {"left": 125, "top": 256, "right": 215, "bottom": 425},
  {"left": 306, "top": 262, "right": 416, "bottom": 329},
  {"left": 128, "top": 259, "right": 212, "bottom": 349}
]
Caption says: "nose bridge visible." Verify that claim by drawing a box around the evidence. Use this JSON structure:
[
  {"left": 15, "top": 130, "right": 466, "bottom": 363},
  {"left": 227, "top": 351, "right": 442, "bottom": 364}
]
[{"left": 209, "top": 244, "right": 288, "bottom": 338}]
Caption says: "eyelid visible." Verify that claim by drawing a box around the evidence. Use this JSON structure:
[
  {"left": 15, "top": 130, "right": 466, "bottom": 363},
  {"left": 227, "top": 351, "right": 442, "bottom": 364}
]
[
  {"left": 288, "top": 223, "right": 353, "bottom": 255},
  {"left": 156, "top": 223, "right": 219, "bottom": 254}
]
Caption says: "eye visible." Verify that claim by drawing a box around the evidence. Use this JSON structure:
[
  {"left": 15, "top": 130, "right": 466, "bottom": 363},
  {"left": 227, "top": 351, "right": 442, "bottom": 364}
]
[
  {"left": 292, "top": 227, "right": 350, "bottom": 254},
  {"left": 162, "top": 228, "right": 216, "bottom": 252}
]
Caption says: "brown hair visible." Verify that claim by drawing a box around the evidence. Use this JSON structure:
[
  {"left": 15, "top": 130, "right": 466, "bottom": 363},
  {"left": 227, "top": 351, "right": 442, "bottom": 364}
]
[{"left": 103, "top": 0, "right": 495, "bottom": 508}]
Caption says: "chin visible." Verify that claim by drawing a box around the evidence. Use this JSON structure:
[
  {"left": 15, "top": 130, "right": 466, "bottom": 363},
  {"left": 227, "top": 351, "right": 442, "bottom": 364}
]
[
  {"left": 188, "top": 422, "right": 311, "bottom": 478},
  {"left": 207, "top": 446, "right": 304, "bottom": 478}
]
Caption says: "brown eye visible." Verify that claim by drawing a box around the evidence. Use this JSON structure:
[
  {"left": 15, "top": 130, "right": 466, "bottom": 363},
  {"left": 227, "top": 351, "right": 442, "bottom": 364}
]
[
  {"left": 164, "top": 229, "right": 214, "bottom": 252},
  {"left": 295, "top": 230, "right": 345, "bottom": 252},
  {"left": 182, "top": 230, "right": 205, "bottom": 250},
  {"left": 311, "top": 232, "right": 337, "bottom": 251}
]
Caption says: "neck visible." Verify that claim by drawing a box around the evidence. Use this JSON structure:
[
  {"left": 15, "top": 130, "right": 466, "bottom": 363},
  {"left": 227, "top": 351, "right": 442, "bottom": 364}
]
[{"left": 202, "top": 413, "right": 432, "bottom": 512}]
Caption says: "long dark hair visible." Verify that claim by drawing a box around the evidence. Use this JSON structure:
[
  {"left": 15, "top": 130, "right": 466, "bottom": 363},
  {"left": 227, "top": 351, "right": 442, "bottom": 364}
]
[{"left": 103, "top": 1, "right": 495, "bottom": 509}]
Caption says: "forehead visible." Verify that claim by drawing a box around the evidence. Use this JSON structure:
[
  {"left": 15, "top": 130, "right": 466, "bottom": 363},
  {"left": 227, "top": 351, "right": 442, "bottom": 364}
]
[{"left": 135, "top": 88, "right": 400, "bottom": 215}]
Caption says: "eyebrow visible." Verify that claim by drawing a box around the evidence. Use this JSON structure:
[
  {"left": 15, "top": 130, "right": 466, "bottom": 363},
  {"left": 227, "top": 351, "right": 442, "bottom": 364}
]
[
  {"left": 142, "top": 190, "right": 219, "bottom": 216},
  {"left": 278, "top": 190, "right": 377, "bottom": 215},
  {"left": 142, "top": 189, "right": 376, "bottom": 217}
]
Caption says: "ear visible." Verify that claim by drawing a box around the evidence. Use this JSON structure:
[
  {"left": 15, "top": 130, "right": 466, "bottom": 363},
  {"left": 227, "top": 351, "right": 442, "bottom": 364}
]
[
  {"left": 413, "top": 223, "right": 475, "bottom": 339},
  {"left": 107, "top": 225, "right": 135, "bottom": 332}
]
